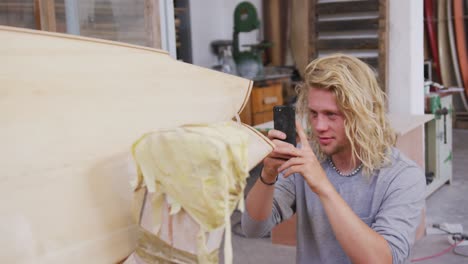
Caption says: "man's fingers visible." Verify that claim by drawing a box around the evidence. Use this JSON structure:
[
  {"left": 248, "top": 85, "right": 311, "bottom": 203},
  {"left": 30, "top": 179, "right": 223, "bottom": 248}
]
[
  {"left": 274, "top": 144, "right": 300, "bottom": 157},
  {"left": 269, "top": 151, "right": 294, "bottom": 160},
  {"left": 268, "top": 129, "right": 286, "bottom": 140},
  {"left": 278, "top": 157, "right": 304, "bottom": 172},
  {"left": 296, "top": 121, "right": 311, "bottom": 150},
  {"left": 282, "top": 165, "right": 299, "bottom": 178},
  {"left": 272, "top": 139, "right": 294, "bottom": 148}
]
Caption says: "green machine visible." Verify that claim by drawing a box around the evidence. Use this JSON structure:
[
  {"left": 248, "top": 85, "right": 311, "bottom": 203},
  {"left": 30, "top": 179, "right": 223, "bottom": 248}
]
[{"left": 233, "top": 2, "right": 271, "bottom": 79}]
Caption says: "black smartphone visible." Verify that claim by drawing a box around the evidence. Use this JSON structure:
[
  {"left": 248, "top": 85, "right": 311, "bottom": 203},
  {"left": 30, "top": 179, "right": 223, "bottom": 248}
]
[{"left": 273, "top": 105, "right": 296, "bottom": 146}]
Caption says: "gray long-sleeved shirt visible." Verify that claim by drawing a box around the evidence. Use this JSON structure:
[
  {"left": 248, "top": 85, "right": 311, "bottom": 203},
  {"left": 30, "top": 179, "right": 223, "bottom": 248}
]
[{"left": 242, "top": 148, "right": 426, "bottom": 264}]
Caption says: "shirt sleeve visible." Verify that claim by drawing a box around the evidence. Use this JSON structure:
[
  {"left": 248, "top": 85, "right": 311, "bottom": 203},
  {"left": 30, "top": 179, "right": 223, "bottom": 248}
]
[
  {"left": 241, "top": 172, "right": 297, "bottom": 238},
  {"left": 371, "top": 166, "right": 426, "bottom": 264}
]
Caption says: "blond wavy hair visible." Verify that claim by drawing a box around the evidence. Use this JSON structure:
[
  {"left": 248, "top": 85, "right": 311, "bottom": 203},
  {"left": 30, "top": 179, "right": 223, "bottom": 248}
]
[{"left": 296, "top": 54, "right": 396, "bottom": 176}]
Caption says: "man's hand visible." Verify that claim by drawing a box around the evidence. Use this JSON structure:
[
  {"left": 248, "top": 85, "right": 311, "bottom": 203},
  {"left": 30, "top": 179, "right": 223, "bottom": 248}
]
[
  {"left": 261, "top": 129, "right": 296, "bottom": 183},
  {"left": 276, "top": 121, "right": 331, "bottom": 195},
  {"left": 244, "top": 128, "right": 297, "bottom": 221}
]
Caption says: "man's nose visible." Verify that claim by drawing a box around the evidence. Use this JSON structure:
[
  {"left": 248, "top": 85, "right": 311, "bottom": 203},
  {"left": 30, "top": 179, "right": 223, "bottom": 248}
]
[{"left": 314, "top": 115, "right": 328, "bottom": 131}]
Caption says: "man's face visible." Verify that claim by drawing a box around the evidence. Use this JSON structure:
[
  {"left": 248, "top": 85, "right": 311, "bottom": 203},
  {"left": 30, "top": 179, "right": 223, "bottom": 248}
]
[{"left": 307, "top": 88, "right": 351, "bottom": 157}]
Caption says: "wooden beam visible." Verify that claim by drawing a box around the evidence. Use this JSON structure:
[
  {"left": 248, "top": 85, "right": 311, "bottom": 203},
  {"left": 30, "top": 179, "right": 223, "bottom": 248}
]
[
  {"left": 378, "top": 0, "right": 388, "bottom": 92},
  {"left": 360, "top": 56, "right": 379, "bottom": 70},
  {"left": 268, "top": 0, "right": 283, "bottom": 65},
  {"left": 309, "top": 0, "right": 317, "bottom": 62},
  {"left": 317, "top": 18, "right": 379, "bottom": 32},
  {"left": 290, "top": 0, "right": 316, "bottom": 77},
  {"left": 34, "top": 0, "right": 41, "bottom": 30},
  {"left": 45, "top": 0, "right": 57, "bottom": 32},
  {"left": 317, "top": 0, "right": 379, "bottom": 15},
  {"left": 144, "top": 0, "right": 162, "bottom": 49},
  {"left": 317, "top": 38, "right": 378, "bottom": 50},
  {"left": 34, "top": 0, "right": 57, "bottom": 32},
  {"left": 0, "top": 3, "right": 32, "bottom": 12}
]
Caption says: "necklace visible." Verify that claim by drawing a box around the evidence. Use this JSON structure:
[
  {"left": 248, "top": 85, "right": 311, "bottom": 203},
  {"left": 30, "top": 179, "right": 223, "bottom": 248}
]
[{"left": 328, "top": 157, "right": 363, "bottom": 177}]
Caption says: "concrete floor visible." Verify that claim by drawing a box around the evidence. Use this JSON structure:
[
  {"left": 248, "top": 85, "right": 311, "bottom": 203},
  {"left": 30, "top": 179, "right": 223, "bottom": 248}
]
[{"left": 225, "top": 128, "right": 468, "bottom": 263}]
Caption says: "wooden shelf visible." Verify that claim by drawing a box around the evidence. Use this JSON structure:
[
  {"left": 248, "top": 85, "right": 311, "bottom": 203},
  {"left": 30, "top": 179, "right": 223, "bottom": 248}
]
[
  {"left": 388, "top": 114, "right": 434, "bottom": 135},
  {"left": 317, "top": 0, "right": 379, "bottom": 15}
]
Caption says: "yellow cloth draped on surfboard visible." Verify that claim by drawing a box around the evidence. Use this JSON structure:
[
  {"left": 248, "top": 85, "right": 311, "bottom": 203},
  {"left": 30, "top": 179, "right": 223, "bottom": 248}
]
[{"left": 131, "top": 121, "right": 250, "bottom": 264}]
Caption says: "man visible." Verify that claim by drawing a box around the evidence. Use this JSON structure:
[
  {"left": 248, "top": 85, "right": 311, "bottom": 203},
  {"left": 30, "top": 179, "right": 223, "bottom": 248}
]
[{"left": 242, "top": 54, "right": 426, "bottom": 264}]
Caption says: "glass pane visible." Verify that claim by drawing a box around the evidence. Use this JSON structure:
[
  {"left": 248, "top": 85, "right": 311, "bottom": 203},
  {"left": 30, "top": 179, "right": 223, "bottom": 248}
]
[
  {"left": 0, "top": 0, "right": 37, "bottom": 29},
  {"left": 55, "top": 0, "right": 148, "bottom": 47}
]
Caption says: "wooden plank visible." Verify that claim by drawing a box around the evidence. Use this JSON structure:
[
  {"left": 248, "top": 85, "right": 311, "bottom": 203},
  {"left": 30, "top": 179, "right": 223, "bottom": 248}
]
[
  {"left": 291, "top": 0, "right": 314, "bottom": 76},
  {"left": 144, "top": 0, "right": 161, "bottom": 49},
  {"left": 317, "top": 50, "right": 378, "bottom": 70},
  {"left": 0, "top": 2, "right": 33, "bottom": 12},
  {"left": 270, "top": 0, "right": 282, "bottom": 65},
  {"left": 0, "top": 26, "right": 274, "bottom": 263},
  {"left": 378, "top": 0, "right": 387, "bottom": 92},
  {"left": 308, "top": 0, "right": 317, "bottom": 63},
  {"left": 42, "top": 0, "right": 56, "bottom": 32},
  {"left": 0, "top": 1, "right": 35, "bottom": 29},
  {"left": 317, "top": 0, "right": 379, "bottom": 15},
  {"left": 34, "top": 0, "right": 41, "bottom": 30},
  {"left": 361, "top": 57, "right": 378, "bottom": 71},
  {"left": 317, "top": 18, "right": 379, "bottom": 32},
  {"left": 33, "top": 0, "right": 57, "bottom": 32},
  {"left": 317, "top": 37, "right": 378, "bottom": 50}
]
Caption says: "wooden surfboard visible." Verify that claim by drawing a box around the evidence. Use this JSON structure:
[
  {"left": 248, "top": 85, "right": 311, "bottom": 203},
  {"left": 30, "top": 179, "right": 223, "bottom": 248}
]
[
  {"left": 0, "top": 26, "right": 273, "bottom": 263},
  {"left": 446, "top": 0, "right": 468, "bottom": 112},
  {"left": 466, "top": 0, "right": 468, "bottom": 36},
  {"left": 454, "top": 0, "right": 468, "bottom": 98},
  {"left": 424, "top": 27, "right": 430, "bottom": 61},
  {"left": 448, "top": 0, "right": 463, "bottom": 87},
  {"left": 447, "top": 0, "right": 468, "bottom": 112},
  {"left": 438, "top": 0, "right": 456, "bottom": 87},
  {"left": 425, "top": 0, "right": 442, "bottom": 82}
]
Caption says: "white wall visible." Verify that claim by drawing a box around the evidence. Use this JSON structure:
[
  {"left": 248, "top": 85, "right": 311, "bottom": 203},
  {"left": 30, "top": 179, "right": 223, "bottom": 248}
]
[
  {"left": 388, "top": 0, "right": 424, "bottom": 114},
  {"left": 189, "top": 0, "right": 262, "bottom": 68},
  {"left": 160, "top": 0, "right": 177, "bottom": 58}
]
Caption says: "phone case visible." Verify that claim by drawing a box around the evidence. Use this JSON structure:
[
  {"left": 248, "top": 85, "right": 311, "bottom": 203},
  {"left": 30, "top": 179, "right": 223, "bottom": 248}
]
[{"left": 273, "top": 105, "right": 296, "bottom": 146}]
